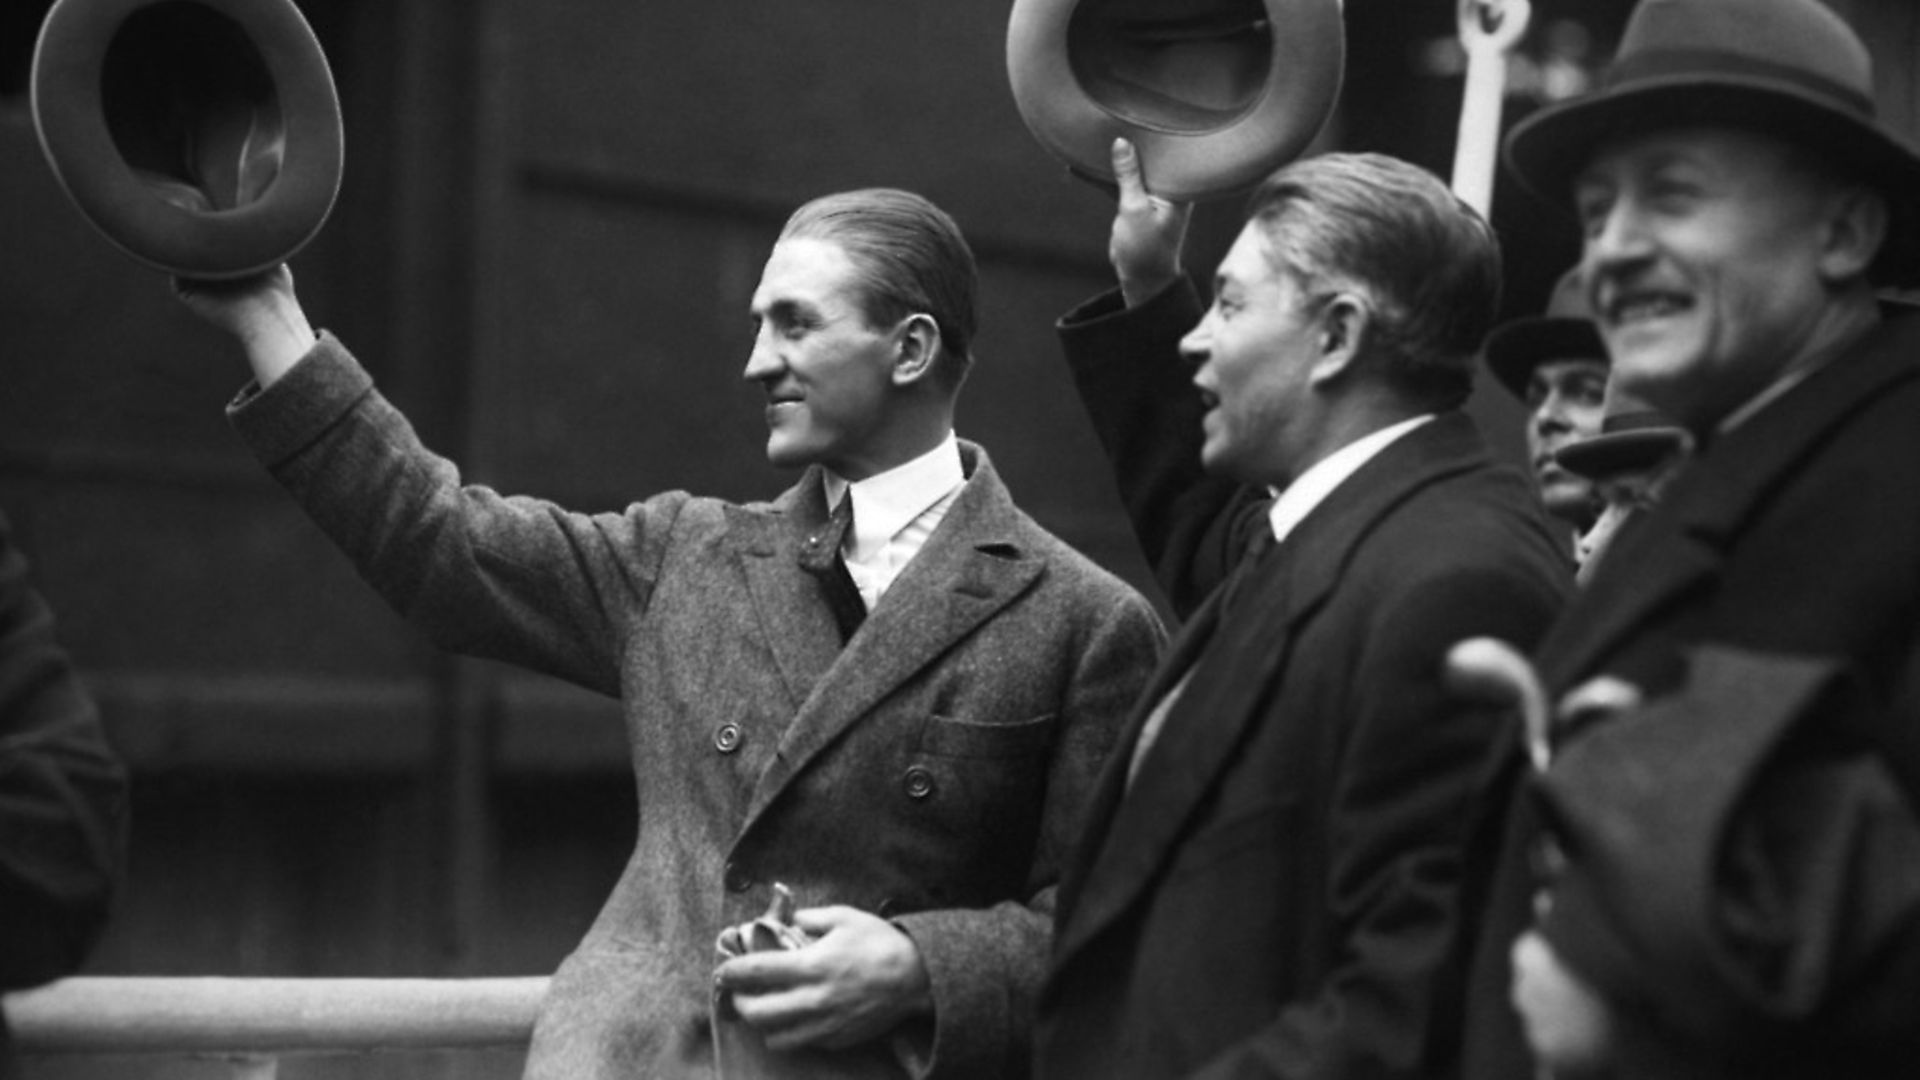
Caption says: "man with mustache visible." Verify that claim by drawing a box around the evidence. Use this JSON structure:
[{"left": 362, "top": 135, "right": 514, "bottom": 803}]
[{"left": 1462, "top": 0, "right": 1920, "bottom": 1075}]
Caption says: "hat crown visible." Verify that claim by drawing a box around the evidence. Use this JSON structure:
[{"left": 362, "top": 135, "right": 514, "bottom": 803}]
[{"left": 1608, "top": 0, "right": 1874, "bottom": 117}]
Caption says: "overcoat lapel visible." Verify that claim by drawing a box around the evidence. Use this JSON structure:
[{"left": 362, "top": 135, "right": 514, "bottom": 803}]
[
  {"left": 1055, "top": 594, "right": 1230, "bottom": 921},
  {"left": 1537, "top": 320, "right": 1920, "bottom": 692},
  {"left": 1052, "top": 413, "right": 1492, "bottom": 967},
  {"left": 737, "top": 447, "right": 1045, "bottom": 834},
  {"left": 728, "top": 478, "right": 845, "bottom": 712}
]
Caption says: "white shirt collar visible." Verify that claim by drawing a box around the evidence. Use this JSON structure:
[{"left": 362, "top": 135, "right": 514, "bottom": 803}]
[
  {"left": 823, "top": 432, "right": 965, "bottom": 560},
  {"left": 1266, "top": 414, "right": 1435, "bottom": 543}
]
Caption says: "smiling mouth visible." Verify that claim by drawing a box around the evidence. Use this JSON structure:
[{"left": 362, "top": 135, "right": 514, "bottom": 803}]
[{"left": 1605, "top": 291, "right": 1692, "bottom": 328}]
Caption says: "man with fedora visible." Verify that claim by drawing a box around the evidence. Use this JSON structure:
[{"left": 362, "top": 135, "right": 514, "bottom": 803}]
[
  {"left": 1551, "top": 382, "right": 1689, "bottom": 581},
  {"left": 1459, "top": 0, "right": 1920, "bottom": 1075},
  {"left": 173, "top": 188, "right": 1163, "bottom": 1079},
  {"left": 1032, "top": 139, "right": 1570, "bottom": 1078},
  {"left": 1483, "top": 268, "right": 1613, "bottom": 546}
]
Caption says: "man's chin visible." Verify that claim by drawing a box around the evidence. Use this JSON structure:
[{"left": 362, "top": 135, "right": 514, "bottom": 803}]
[
  {"left": 764, "top": 436, "right": 813, "bottom": 471},
  {"left": 1542, "top": 482, "right": 1599, "bottom": 526}
]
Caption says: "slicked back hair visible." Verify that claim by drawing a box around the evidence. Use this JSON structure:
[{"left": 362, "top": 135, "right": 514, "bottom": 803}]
[
  {"left": 779, "top": 188, "right": 979, "bottom": 388},
  {"left": 1246, "top": 153, "right": 1502, "bottom": 410}
]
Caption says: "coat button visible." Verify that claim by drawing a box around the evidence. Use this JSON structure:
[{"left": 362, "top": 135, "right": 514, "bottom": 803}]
[
  {"left": 724, "top": 861, "right": 754, "bottom": 893},
  {"left": 903, "top": 765, "right": 935, "bottom": 800},
  {"left": 714, "top": 723, "right": 743, "bottom": 754}
]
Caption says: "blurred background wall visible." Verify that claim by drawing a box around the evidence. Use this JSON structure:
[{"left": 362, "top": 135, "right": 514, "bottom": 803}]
[{"left": 2, "top": 0, "right": 1912, "bottom": 1073}]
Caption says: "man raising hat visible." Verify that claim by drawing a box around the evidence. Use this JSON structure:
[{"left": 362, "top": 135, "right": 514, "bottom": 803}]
[
  {"left": 171, "top": 188, "right": 1164, "bottom": 1079},
  {"left": 1035, "top": 139, "right": 1570, "bottom": 1080},
  {"left": 1460, "top": 0, "right": 1920, "bottom": 1075}
]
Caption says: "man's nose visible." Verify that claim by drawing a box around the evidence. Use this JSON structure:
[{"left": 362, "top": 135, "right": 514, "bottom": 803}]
[
  {"left": 1178, "top": 318, "right": 1211, "bottom": 369},
  {"left": 742, "top": 328, "right": 779, "bottom": 382},
  {"left": 1585, "top": 201, "right": 1653, "bottom": 276},
  {"left": 1533, "top": 394, "right": 1571, "bottom": 434}
]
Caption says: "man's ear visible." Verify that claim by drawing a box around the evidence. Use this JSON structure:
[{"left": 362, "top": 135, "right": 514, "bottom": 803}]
[
  {"left": 1818, "top": 184, "right": 1889, "bottom": 282},
  {"left": 1309, "top": 293, "right": 1368, "bottom": 386},
  {"left": 891, "top": 314, "right": 942, "bottom": 386}
]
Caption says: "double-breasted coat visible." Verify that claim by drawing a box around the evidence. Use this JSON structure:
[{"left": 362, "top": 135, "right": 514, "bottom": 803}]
[
  {"left": 1034, "top": 285, "right": 1571, "bottom": 1079},
  {"left": 226, "top": 336, "right": 1165, "bottom": 1079}
]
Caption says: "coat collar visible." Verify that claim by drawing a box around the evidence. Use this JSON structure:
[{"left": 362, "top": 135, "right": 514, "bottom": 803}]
[
  {"left": 1536, "top": 310, "right": 1920, "bottom": 691},
  {"left": 726, "top": 441, "right": 1047, "bottom": 834},
  {"left": 1051, "top": 412, "right": 1498, "bottom": 966}
]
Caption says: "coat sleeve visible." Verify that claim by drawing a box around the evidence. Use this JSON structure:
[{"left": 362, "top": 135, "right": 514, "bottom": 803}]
[
  {"left": 226, "top": 334, "right": 680, "bottom": 696},
  {"left": 1190, "top": 557, "right": 1564, "bottom": 1080},
  {"left": 1058, "top": 282, "right": 1269, "bottom": 617},
  {"left": 892, "top": 585, "right": 1166, "bottom": 1080},
  {"left": 0, "top": 511, "right": 127, "bottom": 991}
]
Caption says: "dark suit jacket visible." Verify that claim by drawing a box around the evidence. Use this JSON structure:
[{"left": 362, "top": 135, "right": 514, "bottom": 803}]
[
  {"left": 0, "top": 509, "right": 125, "bottom": 993},
  {"left": 227, "top": 336, "right": 1166, "bottom": 1080},
  {"left": 1037, "top": 284, "right": 1571, "bottom": 1080},
  {"left": 1461, "top": 305, "right": 1920, "bottom": 1080}
]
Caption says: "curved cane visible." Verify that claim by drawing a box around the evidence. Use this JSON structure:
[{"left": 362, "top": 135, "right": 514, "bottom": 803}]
[{"left": 1446, "top": 636, "right": 1552, "bottom": 771}]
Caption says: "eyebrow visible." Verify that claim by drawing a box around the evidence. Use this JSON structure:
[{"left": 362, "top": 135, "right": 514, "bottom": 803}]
[{"left": 753, "top": 297, "right": 815, "bottom": 323}]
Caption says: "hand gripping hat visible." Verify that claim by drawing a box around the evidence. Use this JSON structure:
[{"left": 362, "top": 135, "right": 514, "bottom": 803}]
[
  {"left": 31, "top": 0, "right": 344, "bottom": 279},
  {"left": 1007, "top": 0, "right": 1344, "bottom": 200},
  {"left": 1503, "top": 0, "right": 1920, "bottom": 287},
  {"left": 1483, "top": 267, "right": 1607, "bottom": 402}
]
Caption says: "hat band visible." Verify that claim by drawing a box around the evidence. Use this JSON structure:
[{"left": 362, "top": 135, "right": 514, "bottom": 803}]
[{"left": 1606, "top": 48, "right": 1875, "bottom": 118}]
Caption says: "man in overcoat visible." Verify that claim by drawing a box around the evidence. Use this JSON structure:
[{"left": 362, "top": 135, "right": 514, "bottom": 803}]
[
  {"left": 1031, "top": 143, "right": 1571, "bottom": 1079},
  {"left": 1459, "top": 0, "right": 1920, "bottom": 1075},
  {"left": 176, "top": 188, "right": 1163, "bottom": 1079}
]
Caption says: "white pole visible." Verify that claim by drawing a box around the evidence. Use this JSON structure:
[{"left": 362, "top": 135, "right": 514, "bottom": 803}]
[{"left": 1451, "top": 0, "right": 1532, "bottom": 218}]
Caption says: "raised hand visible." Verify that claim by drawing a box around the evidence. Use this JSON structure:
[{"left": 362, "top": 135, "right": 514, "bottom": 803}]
[
  {"left": 173, "top": 264, "right": 316, "bottom": 388},
  {"left": 1108, "top": 137, "right": 1193, "bottom": 309}
]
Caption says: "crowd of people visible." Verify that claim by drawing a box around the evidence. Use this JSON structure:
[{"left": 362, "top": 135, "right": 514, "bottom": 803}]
[{"left": 7, "top": 0, "right": 1919, "bottom": 1077}]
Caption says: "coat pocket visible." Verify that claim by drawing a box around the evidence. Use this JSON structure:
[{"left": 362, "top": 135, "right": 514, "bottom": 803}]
[{"left": 918, "top": 710, "right": 1058, "bottom": 759}]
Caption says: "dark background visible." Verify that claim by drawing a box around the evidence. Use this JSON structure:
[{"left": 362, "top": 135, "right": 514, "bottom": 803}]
[{"left": 2, "top": 1, "right": 1914, "bottom": 1074}]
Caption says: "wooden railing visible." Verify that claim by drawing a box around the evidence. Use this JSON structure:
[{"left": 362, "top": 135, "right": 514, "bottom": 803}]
[{"left": 3, "top": 977, "right": 550, "bottom": 1079}]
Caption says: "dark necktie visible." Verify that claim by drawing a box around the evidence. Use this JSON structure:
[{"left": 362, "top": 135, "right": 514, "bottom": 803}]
[
  {"left": 1217, "top": 524, "right": 1279, "bottom": 622},
  {"left": 811, "top": 495, "right": 867, "bottom": 643}
]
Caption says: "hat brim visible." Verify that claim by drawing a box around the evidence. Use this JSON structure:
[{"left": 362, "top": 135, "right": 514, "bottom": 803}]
[
  {"left": 1482, "top": 316, "right": 1607, "bottom": 400},
  {"left": 31, "top": 0, "right": 343, "bottom": 279},
  {"left": 1007, "top": 0, "right": 1344, "bottom": 201},
  {"left": 1554, "top": 427, "right": 1689, "bottom": 480},
  {"left": 1505, "top": 79, "right": 1920, "bottom": 288}
]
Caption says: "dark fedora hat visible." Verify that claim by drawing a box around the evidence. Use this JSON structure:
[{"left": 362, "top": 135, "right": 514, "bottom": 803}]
[
  {"left": 1504, "top": 0, "right": 1920, "bottom": 287},
  {"left": 31, "top": 0, "right": 343, "bottom": 279},
  {"left": 1483, "top": 267, "right": 1607, "bottom": 402},
  {"left": 1554, "top": 382, "right": 1690, "bottom": 481},
  {"left": 1006, "top": 0, "right": 1344, "bottom": 201}
]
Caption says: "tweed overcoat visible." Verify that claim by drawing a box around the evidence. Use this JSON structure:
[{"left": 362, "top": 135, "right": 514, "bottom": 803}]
[
  {"left": 226, "top": 335, "right": 1165, "bottom": 1079},
  {"left": 1033, "top": 284, "right": 1571, "bottom": 1080},
  {"left": 1461, "top": 305, "right": 1920, "bottom": 1080}
]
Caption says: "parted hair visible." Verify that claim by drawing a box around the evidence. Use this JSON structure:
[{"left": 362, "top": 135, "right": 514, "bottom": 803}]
[
  {"left": 1247, "top": 153, "right": 1502, "bottom": 410},
  {"left": 780, "top": 188, "right": 979, "bottom": 383}
]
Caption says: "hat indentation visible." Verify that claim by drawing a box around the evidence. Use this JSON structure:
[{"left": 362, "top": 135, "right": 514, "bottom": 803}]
[
  {"left": 103, "top": 1, "right": 286, "bottom": 214},
  {"left": 1067, "top": 0, "right": 1272, "bottom": 132}
]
